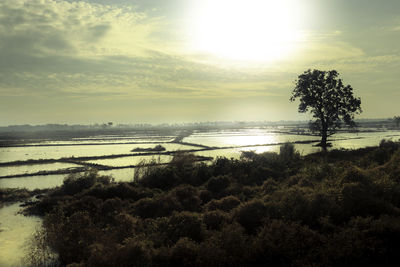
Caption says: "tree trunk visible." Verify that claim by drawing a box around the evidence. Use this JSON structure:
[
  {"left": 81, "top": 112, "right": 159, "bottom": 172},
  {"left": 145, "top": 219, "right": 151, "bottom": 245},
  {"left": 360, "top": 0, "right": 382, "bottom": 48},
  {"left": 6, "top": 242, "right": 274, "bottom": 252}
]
[
  {"left": 320, "top": 122, "right": 328, "bottom": 151},
  {"left": 321, "top": 131, "right": 327, "bottom": 151}
]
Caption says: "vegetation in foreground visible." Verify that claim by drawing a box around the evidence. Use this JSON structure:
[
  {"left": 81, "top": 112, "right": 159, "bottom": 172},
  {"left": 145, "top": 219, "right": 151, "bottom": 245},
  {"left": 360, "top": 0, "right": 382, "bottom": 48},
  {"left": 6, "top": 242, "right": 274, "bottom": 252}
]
[
  {"left": 0, "top": 188, "right": 47, "bottom": 207},
  {"left": 25, "top": 140, "right": 400, "bottom": 266}
]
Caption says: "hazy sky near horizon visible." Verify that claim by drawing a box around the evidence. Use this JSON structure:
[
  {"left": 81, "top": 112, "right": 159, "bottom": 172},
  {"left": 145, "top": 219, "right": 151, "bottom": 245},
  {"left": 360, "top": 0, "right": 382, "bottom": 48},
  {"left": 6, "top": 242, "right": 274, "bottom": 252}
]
[{"left": 1, "top": 0, "right": 399, "bottom": 125}]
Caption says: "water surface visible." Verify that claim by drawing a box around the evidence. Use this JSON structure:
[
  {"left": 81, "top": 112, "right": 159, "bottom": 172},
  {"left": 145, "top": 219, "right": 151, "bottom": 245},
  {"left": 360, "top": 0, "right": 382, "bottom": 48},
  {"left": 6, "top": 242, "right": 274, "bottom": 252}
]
[{"left": 0, "top": 202, "right": 41, "bottom": 267}]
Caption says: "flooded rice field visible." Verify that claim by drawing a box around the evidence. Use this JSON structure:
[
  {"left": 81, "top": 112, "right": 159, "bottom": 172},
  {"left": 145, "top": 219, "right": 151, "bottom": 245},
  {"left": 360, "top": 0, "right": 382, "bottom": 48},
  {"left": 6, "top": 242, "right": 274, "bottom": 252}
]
[
  {"left": 85, "top": 154, "right": 174, "bottom": 167},
  {"left": 1, "top": 127, "right": 399, "bottom": 190},
  {"left": 0, "top": 162, "right": 79, "bottom": 178},
  {"left": 0, "top": 143, "right": 198, "bottom": 163}
]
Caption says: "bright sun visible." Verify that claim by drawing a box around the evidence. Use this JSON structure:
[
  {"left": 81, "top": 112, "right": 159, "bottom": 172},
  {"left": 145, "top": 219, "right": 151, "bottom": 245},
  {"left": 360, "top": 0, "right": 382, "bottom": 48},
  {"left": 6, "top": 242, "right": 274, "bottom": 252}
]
[{"left": 188, "top": 0, "right": 304, "bottom": 62}]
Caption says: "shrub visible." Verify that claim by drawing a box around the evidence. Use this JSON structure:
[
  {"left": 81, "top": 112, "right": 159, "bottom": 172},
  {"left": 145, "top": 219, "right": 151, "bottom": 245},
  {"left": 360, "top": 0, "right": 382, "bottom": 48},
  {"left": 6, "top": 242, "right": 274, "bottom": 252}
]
[
  {"left": 233, "top": 200, "right": 267, "bottom": 233},
  {"left": 202, "top": 210, "right": 229, "bottom": 230},
  {"left": 132, "top": 195, "right": 182, "bottom": 219},
  {"left": 279, "top": 142, "right": 300, "bottom": 161},
  {"left": 205, "top": 196, "right": 241, "bottom": 212},
  {"left": 206, "top": 175, "right": 231, "bottom": 193},
  {"left": 340, "top": 165, "right": 369, "bottom": 185},
  {"left": 114, "top": 238, "right": 153, "bottom": 267},
  {"left": 62, "top": 169, "right": 112, "bottom": 195},
  {"left": 212, "top": 157, "right": 234, "bottom": 176},
  {"left": 165, "top": 212, "right": 205, "bottom": 244},
  {"left": 261, "top": 179, "right": 278, "bottom": 194},
  {"left": 85, "top": 182, "right": 153, "bottom": 201},
  {"left": 199, "top": 190, "right": 212, "bottom": 204},
  {"left": 27, "top": 141, "right": 400, "bottom": 266},
  {"left": 216, "top": 223, "right": 250, "bottom": 265},
  {"left": 169, "top": 237, "right": 199, "bottom": 267},
  {"left": 44, "top": 210, "right": 98, "bottom": 264},
  {"left": 169, "top": 185, "right": 202, "bottom": 212},
  {"left": 138, "top": 166, "right": 178, "bottom": 190},
  {"left": 251, "top": 220, "right": 323, "bottom": 266}
]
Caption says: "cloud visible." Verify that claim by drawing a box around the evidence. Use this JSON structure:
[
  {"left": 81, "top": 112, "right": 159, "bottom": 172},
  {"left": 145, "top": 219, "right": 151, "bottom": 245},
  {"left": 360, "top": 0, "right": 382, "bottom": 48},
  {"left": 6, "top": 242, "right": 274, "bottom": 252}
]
[
  {"left": 0, "top": 0, "right": 397, "bottom": 113},
  {"left": 0, "top": 0, "right": 282, "bottom": 100},
  {"left": 293, "top": 31, "right": 365, "bottom": 62},
  {"left": 0, "top": 0, "right": 160, "bottom": 58},
  {"left": 382, "top": 17, "right": 400, "bottom": 32}
]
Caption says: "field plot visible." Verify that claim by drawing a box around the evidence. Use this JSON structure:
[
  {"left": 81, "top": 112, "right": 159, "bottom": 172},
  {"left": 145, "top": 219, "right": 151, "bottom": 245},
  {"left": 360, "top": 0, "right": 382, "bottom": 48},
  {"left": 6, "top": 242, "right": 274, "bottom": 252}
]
[
  {"left": 1, "top": 127, "right": 398, "bottom": 190},
  {"left": 85, "top": 155, "right": 173, "bottom": 167},
  {"left": 0, "top": 174, "right": 67, "bottom": 190},
  {"left": 0, "top": 162, "right": 80, "bottom": 177},
  {"left": 331, "top": 131, "right": 400, "bottom": 149},
  {"left": 24, "top": 135, "right": 175, "bottom": 146},
  {"left": 99, "top": 168, "right": 136, "bottom": 183},
  {"left": 0, "top": 143, "right": 199, "bottom": 163},
  {"left": 183, "top": 129, "right": 318, "bottom": 147},
  {"left": 193, "top": 146, "right": 280, "bottom": 159}
]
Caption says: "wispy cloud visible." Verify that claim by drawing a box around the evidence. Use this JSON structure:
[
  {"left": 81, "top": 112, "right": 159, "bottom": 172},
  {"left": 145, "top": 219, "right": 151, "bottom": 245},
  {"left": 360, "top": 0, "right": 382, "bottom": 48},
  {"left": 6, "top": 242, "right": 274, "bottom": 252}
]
[
  {"left": 1, "top": 0, "right": 399, "bottom": 124},
  {"left": 0, "top": 0, "right": 284, "bottom": 100}
]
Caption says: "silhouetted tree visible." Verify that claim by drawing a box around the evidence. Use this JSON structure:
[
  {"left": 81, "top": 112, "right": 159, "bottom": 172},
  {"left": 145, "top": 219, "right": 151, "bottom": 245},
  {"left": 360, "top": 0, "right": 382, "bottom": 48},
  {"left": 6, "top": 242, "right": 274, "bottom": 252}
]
[
  {"left": 290, "top": 69, "right": 362, "bottom": 150},
  {"left": 394, "top": 116, "right": 400, "bottom": 128}
]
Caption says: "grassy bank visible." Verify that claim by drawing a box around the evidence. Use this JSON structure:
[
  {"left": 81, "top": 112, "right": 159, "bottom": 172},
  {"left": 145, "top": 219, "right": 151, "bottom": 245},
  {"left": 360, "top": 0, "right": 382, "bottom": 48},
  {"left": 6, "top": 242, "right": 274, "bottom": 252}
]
[{"left": 25, "top": 140, "right": 400, "bottom": 266}]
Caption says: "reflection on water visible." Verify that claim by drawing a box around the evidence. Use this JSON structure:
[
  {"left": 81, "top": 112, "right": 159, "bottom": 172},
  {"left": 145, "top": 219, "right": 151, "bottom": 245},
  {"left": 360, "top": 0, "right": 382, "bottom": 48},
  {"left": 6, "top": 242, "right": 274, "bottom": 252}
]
[
  {"left": 184, "top": 130, "right": 317, "bottom": 147},
  {"left": 0, "top": 170, "right": 138, "bottom": 190},
  {"left": 0, "top": 143, "right": 198, "bottom": 163},
  {"left": 331, "top": 131, "right": 400, "bottom": 150},
  {"left": 86, "top": 155, "right": 173, "bottom": 167},
  {"left": 0, "top": 129, "right": 399, "bottom": 191},
  {"left": 0, "top": 202, "right": 41, "bottom": 267},
  {"left": 28, "top": 136, "right": 175, "bottom": 145},
  {"left": 0, "top": 174, "right": 66, "bottom": 190},
  {"left": 99, "top": 168, "right": 136, "bottom": 183},
  {"left": 0, "top": 162, "right": 79, "bottom": 177},
  {"left": 194, "top": 146, "right": 280, "bottom": 160}
]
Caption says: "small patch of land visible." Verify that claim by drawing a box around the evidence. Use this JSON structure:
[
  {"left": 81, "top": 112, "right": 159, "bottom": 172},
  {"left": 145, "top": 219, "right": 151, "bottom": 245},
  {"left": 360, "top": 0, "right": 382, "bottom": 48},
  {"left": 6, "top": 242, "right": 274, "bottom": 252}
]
[{"left": 131, "top": 145, "right": 166, "bottom": 152}]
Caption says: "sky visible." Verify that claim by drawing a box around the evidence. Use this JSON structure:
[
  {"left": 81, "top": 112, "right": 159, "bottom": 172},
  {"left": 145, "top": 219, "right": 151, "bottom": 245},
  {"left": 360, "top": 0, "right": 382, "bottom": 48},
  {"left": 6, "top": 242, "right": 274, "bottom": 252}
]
[{"left": 1, "top": 0, "right": 399, "bottom": 125}]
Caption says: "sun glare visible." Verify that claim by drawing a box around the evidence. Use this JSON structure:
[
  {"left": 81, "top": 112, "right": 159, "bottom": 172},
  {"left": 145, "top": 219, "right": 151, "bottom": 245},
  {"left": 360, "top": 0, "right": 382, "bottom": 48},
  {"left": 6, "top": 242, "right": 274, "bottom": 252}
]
[{"left": 188, "top": 0, "right": 304, "bottom": 62}]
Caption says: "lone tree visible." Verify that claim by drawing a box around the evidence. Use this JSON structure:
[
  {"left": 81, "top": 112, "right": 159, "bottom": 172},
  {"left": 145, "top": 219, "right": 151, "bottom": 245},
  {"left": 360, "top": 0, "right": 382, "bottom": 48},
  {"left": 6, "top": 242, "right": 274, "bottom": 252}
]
[
  {"left": 394, "top": 116, "right": 400, "bottom": 128},
  {"left": 290, "top": 69, "right": 362, "bottom": 150}
]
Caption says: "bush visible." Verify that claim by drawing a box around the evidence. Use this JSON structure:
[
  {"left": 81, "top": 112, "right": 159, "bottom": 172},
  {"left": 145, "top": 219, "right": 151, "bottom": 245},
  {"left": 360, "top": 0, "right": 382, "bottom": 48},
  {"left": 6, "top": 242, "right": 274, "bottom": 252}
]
[
  {"left": 203, "top": 210, "right": 229, "bottom": 230},
  {"left": 233, "top": 200, "right": 268, "bottom": 233},
  {"left": 138, "top": 166, "right": 178, "bottom": 190},
  {"left": 165, "top": 212, "right": 205, "bottom": 244},
  {"left": 199, "top": 190, "right": 212, "bottom": 204},
  {"left": 132, "top": 195, "right": 182, "bottom": 218},
  {"left": 251, "top": 220, "right": 323, "bottom": 266},
  {"left": 27, "top": 140, "right": 400, "bottom": 266},
  {"left": 205, "top": 196, "right": 241, "bottom": 212},
  {"left": 206, "top": 175, "right": 231, "bottom": 193},
  {"left": 114, "top": 238, "right": 153, "bottom": 267},
  {"left": 169, "top": 237, "right": 199, "bottom": 267},
  {"left": 62, "top": 169, "right": 112, "bottom": 195},
  {"left": 169, "top": 185, "right": 202, "bottom": 212},
  {"left": 279, "top": 142, "right": 300, "bottom": 161},
  {"left": 85, "top": 182, "right": 153, "bottom": 201}
]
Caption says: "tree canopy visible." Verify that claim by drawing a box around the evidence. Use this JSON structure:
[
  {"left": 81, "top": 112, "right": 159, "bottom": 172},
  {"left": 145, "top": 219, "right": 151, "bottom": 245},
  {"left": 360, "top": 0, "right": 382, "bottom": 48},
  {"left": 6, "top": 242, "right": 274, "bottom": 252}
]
[
  {"left": 290, "top": 69, "right": 362, "bottom": 149},
  {"left": 394, "top": 116, "right": 400, "bottom": 128}
]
